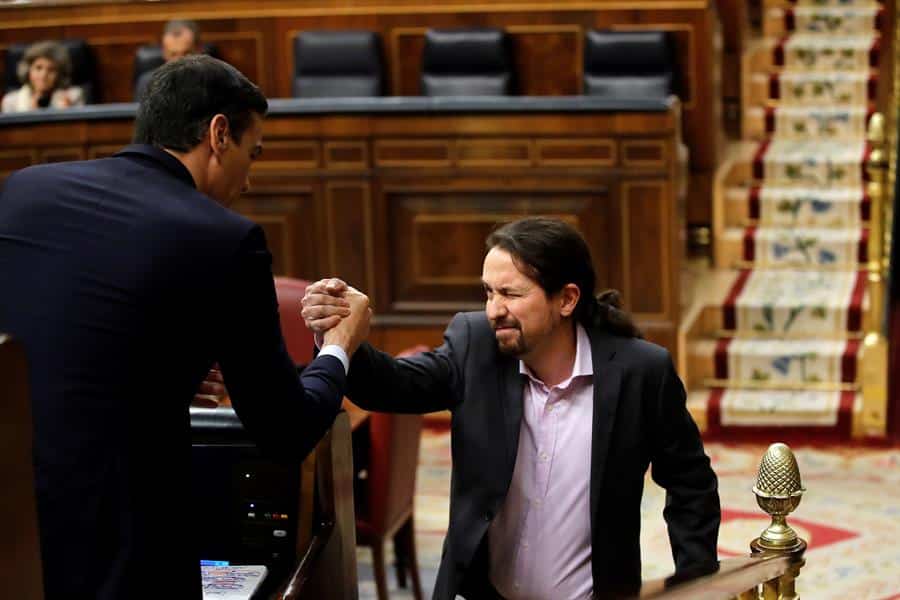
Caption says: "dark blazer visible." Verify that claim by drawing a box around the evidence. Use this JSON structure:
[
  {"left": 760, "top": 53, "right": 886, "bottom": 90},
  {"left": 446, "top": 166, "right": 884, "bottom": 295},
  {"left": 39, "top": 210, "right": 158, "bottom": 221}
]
[
  {"left": 0, "top": 145, "right": 346, "bottom": 599},
  {"left": 347, "top": 311, "right": 720, "bottom": 599}
]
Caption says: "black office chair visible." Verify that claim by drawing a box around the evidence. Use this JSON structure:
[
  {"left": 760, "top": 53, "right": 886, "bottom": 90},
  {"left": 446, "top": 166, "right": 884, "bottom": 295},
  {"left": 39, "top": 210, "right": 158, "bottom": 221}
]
[
  {"left": 292, "top": 31, "right": 384, "bottom": 98},
  {"left": 420, "top": 28, "right": 515, "bottom": 96},
  {"left": 4, "top": 39, "right": 99, "bottom": 103},
  {"left": 582, "top": 30, "right": 676, "bottom": 99},
  {"left": 132, "top": 42, "right": 219, "bottom": 101}
]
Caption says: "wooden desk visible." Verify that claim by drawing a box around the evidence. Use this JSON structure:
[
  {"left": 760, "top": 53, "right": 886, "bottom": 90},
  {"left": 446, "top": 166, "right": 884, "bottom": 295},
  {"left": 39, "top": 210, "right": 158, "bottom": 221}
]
[{"left": 0, "top": 96, "right": 685, "bottom": 358}]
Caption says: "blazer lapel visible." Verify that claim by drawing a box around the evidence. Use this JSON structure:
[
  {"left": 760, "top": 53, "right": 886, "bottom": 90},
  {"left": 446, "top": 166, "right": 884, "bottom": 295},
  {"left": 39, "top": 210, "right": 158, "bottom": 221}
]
[
  {"left": 588, "top": 332, "right": 623, "bottom": 535},
  {"left": 499, "top": 356, "right": 525, "bottom": 473}
]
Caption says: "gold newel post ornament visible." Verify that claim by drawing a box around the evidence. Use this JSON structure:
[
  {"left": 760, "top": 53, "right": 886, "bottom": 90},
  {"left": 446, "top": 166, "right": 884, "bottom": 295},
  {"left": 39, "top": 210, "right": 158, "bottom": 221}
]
[
  {"left": 750, "top": 443, "right": 807, "bottom": 600},
  {"left": 752, "top": 443, "right": 807, "bottom": 552}
]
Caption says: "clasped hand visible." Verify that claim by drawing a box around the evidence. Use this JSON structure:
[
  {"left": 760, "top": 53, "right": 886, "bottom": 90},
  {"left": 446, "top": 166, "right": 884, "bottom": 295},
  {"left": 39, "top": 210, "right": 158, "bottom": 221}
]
[{"left": 301, "top": 278, "right": 372, "bottom": 356}]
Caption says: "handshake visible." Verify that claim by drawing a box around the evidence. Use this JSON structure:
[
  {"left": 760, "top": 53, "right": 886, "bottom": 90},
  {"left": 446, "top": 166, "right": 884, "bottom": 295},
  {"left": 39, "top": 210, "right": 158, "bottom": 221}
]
[{"left": 301, "top": 277, "right": 372, "bottom": 357}]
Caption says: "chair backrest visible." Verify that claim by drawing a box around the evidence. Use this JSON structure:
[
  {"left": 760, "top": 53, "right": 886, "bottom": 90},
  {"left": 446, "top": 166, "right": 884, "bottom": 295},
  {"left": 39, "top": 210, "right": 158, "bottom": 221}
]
[
  {"left": 364, "top": 412, "right": 423, "bottom": 534},
  {"left": 582, "top": 30, "right": 675, "bottom": 99},
  {"left": 359, "top": 345, "right": 427, "bottom": 534},
  {"left": 292, "top": 31, "right": 384, "bottom": 98},
  {"left": 273, "top": 277, "right": 315, "bottom": 367},
  {"left": 5, "top": 39, "right": 98, "bottom": 103},
  {"left": 420, "top": 28, "right": 515, "bottom": 96},
  {"left": 132, "top": 42, "right": 220, "bottom": 100},
  {"left": 0, "top": 334, "right": 44, "bottom": 599}
]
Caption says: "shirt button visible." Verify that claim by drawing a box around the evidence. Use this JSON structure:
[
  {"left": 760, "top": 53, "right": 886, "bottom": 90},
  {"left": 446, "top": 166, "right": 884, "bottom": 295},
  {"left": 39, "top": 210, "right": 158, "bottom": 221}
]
[
  {"left": 522, "top": 542, "right": 529, "bottom": 549},
  {"left": 533, "top": 499, "right": 542, "bottom": 507},
  {"left": 540, "top": 452, "right": 548, "bottom": 461}
]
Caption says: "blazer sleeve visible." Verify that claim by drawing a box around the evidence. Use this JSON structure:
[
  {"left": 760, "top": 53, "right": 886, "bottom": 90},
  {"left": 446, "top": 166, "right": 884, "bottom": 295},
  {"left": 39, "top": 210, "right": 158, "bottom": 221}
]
[
  {"left": 649, "top": 355, "right": 721, "bottom": 570},
  {"left": 214, "top": 226, "right": 345, "bottom": 461},
  {"left": 345, "top": 312, "right": 470, "bottom": 413}
]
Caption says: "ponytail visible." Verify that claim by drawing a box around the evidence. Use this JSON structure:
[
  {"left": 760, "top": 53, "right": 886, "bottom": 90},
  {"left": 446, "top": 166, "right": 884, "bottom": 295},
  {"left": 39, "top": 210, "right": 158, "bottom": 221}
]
[{"left": 587, "top": 289, "right": 643, "bottom": 338}]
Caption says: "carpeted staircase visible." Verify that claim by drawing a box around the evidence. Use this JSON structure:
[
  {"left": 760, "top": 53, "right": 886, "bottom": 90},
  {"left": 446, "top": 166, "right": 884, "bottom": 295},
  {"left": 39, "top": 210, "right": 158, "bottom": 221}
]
[{"left": 683, "top": 0, "right": 888, "bottom": 441}]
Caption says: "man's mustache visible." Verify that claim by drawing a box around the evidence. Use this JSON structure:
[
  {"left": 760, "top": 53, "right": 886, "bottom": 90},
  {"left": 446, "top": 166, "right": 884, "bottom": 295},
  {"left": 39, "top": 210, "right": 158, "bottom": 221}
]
[{"left": 492, "top": 320, "right": 519, "bottom": 330}]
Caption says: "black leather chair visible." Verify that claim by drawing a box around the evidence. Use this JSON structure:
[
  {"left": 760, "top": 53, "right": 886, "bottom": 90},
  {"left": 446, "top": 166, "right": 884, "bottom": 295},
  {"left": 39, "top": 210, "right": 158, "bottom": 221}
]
[
  {"left": 420, "top": 28, "right": 515, "bottom": 96},
  {"left": 132, "top": 42, "right": 219, "bottom": 101},
  {"left": 292, "top": 31, "right": 384, "bottom": 98},
  {"left": 582, "top": 30, "right": 675, "bottom": 99},
  {"left": 4, "top": 39, "right": 99, "bottom": 103}
]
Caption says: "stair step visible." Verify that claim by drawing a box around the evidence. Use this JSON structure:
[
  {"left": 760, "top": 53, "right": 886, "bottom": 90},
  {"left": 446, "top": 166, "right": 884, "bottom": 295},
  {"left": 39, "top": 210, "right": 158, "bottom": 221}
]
[
  {"left": 761, "top": 72, "right": 876, "bottom": 107},
  {"left": 718, "top": 226, "right": 867, "bottom": 268},
  {"left": 764, "top": 5, "right": 882, "bottom": 38},
  {"left": 689, "top": 388, "right": 861, "bottom": 438},
  {"left": 722, "top": 269, "right": 867, "bottom": 335},
  {"left": 745, "top": 105, "right": 871, "bottom": 140},
  {"left": 773, "top": 33, "right": 878, "bottom": 73},
  {"left": 722, "top": 185, "right": 869, "bottom": 228},
  {"left": 689, "top": 338, "right": 861, "bottom": 389},
  {"left": 752, "top": 138, "right": 868, "bottom": 186}
]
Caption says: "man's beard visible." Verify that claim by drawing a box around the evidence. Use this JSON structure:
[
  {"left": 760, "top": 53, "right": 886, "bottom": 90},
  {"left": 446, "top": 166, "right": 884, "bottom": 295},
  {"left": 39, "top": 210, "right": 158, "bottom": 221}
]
[{"left": 493, "top": 322, "right": 528, "bottom": 356}]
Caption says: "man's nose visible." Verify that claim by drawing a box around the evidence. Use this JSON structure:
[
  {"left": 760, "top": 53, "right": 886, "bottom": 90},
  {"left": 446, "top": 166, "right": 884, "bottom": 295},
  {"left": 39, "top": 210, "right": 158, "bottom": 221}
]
[{"left": 485, "top": 295, "right": 506, "bottom": 319}]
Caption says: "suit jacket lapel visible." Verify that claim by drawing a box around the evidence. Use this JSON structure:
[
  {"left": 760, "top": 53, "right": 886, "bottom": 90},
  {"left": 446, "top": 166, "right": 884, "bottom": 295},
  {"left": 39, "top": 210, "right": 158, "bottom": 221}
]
[
  {"left": 499, "top": 356, "right": 524, "bottom": 474},
  {"left": 588, "top": 331, "right": 623, "bottom": 537}
]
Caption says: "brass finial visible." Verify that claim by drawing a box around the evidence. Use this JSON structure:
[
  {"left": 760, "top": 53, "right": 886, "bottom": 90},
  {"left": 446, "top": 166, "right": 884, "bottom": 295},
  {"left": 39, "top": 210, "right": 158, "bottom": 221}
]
[
  {"left": 867, "top": 112, "right": 885, "bottom": 145},
  {"left": 752, "top": 443, "right": 805, "bottom": 551}
]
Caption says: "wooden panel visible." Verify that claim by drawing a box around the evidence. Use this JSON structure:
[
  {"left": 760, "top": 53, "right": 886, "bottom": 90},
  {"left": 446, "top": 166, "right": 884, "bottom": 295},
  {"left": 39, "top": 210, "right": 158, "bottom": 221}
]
[
  {"left": 230, "top": 188, "right": 319, "bottom": 279},
  {"left": 536, "top": 138, "right": 615, "bottom": 167},
  {"left": 374, "top": 140, "right": 451, "bottom": 168},
  {"left": 88, "top": 145, "right": 123, "bottom": 159},
  {"left": 387, "top": 185, "right": 612, "bottom": 312},
  {"left": 323, "top": 181, "right": 375, "bottom": 296},
  {"left": 323, "top": 141, "right": 369, "bottom": 170},
  {"left": 81, "top": 34, "right": 155, "bottom": 103},
  {"left": 456, "top": 139, "right": 532, "bottom": 168},
  {"left": 253, "top": 140, "right": 319, "bottom": 170},
  {"left": 622, "top": 181, "right": 670, "bottom": 318},
  {"left": 506, "top": 25, "right": 582, "bottom": 96},
  {"left": 622, "top": 140, "right": 668, "bottom": 168}
]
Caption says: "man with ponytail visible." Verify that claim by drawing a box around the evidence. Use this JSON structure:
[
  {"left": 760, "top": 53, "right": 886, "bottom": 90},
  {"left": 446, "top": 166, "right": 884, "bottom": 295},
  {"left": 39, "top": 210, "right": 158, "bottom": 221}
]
[{"left": 303, "top": 217, "right": 719, "bottom": 599}]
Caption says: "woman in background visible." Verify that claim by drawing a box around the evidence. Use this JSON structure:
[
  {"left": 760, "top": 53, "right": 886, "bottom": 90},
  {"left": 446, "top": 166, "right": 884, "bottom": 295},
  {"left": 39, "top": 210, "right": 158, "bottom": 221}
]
[{"left": 2, "top": 41, "right": 84, "bottom": 112}]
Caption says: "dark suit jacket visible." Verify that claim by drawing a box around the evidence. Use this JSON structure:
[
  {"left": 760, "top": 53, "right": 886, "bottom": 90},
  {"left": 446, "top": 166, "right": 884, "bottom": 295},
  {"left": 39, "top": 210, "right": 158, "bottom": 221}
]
[
  {"left": 347, "top": 312, "right": 720, "bottom": 599},
  {"left": 0, "top": 145, "right": 346, "bottom": 599}
]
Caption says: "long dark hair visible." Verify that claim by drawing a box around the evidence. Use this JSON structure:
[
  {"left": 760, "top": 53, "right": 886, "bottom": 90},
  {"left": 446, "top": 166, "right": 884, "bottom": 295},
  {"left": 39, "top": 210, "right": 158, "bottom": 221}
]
[{"left": 485, "top": 217, "right": 642, "bottom": 338}]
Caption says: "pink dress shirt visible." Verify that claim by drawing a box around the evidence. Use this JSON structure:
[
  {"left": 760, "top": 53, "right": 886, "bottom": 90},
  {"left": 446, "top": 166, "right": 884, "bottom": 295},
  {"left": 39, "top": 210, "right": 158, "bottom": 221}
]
[{"left": 489, "top": 324, "right": 595, "bottom": 599}]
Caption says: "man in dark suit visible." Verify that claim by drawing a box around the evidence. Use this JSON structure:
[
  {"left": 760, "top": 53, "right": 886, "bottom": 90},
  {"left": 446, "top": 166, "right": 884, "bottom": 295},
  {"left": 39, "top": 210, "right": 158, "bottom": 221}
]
[
  {"left": 0, "top": 55, "right": 369, "bottom": 599},
  {"left": 302, "top": 217, "right": 719, "bottom": 599}
]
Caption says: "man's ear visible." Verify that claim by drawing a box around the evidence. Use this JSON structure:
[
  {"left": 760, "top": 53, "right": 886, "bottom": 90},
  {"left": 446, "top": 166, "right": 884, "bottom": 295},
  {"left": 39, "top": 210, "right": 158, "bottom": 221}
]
[
  {"left": 559, "top": 283, "right": 581, "bottom": 318},
  {"left": 208, "top": 114, "right": 230, "bottom": 158}
]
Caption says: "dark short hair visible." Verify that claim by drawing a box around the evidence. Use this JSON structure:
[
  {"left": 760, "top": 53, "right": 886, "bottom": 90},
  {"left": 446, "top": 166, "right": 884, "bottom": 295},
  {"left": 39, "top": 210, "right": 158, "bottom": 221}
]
[
  {"left": 133, "top": 54, "right": 268, "bottom": 152},
  {"left": 486, "top": 217, "right": 641, "bottom": 337}
]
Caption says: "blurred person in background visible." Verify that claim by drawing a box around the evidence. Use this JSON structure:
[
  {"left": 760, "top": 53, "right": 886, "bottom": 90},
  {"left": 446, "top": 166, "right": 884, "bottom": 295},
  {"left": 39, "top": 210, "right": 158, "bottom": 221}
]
[{"left": 2, "top": 40, "right": 84, "bottom": 112}]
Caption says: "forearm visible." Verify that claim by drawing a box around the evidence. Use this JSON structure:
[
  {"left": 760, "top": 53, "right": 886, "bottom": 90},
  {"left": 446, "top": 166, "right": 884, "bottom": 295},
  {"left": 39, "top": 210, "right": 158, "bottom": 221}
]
[{"left": 346, "top": 342, "right": 457, "bottom": 414}]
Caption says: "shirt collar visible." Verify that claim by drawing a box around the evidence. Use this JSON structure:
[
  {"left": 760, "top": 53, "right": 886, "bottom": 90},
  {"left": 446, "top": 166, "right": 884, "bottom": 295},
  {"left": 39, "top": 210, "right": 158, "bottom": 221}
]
[
  {"left": 519, "top": 323, "right": 594, "bottom": 388},
  {"left": 114, "top": 144, "right": 197, "bottom": 189}
]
